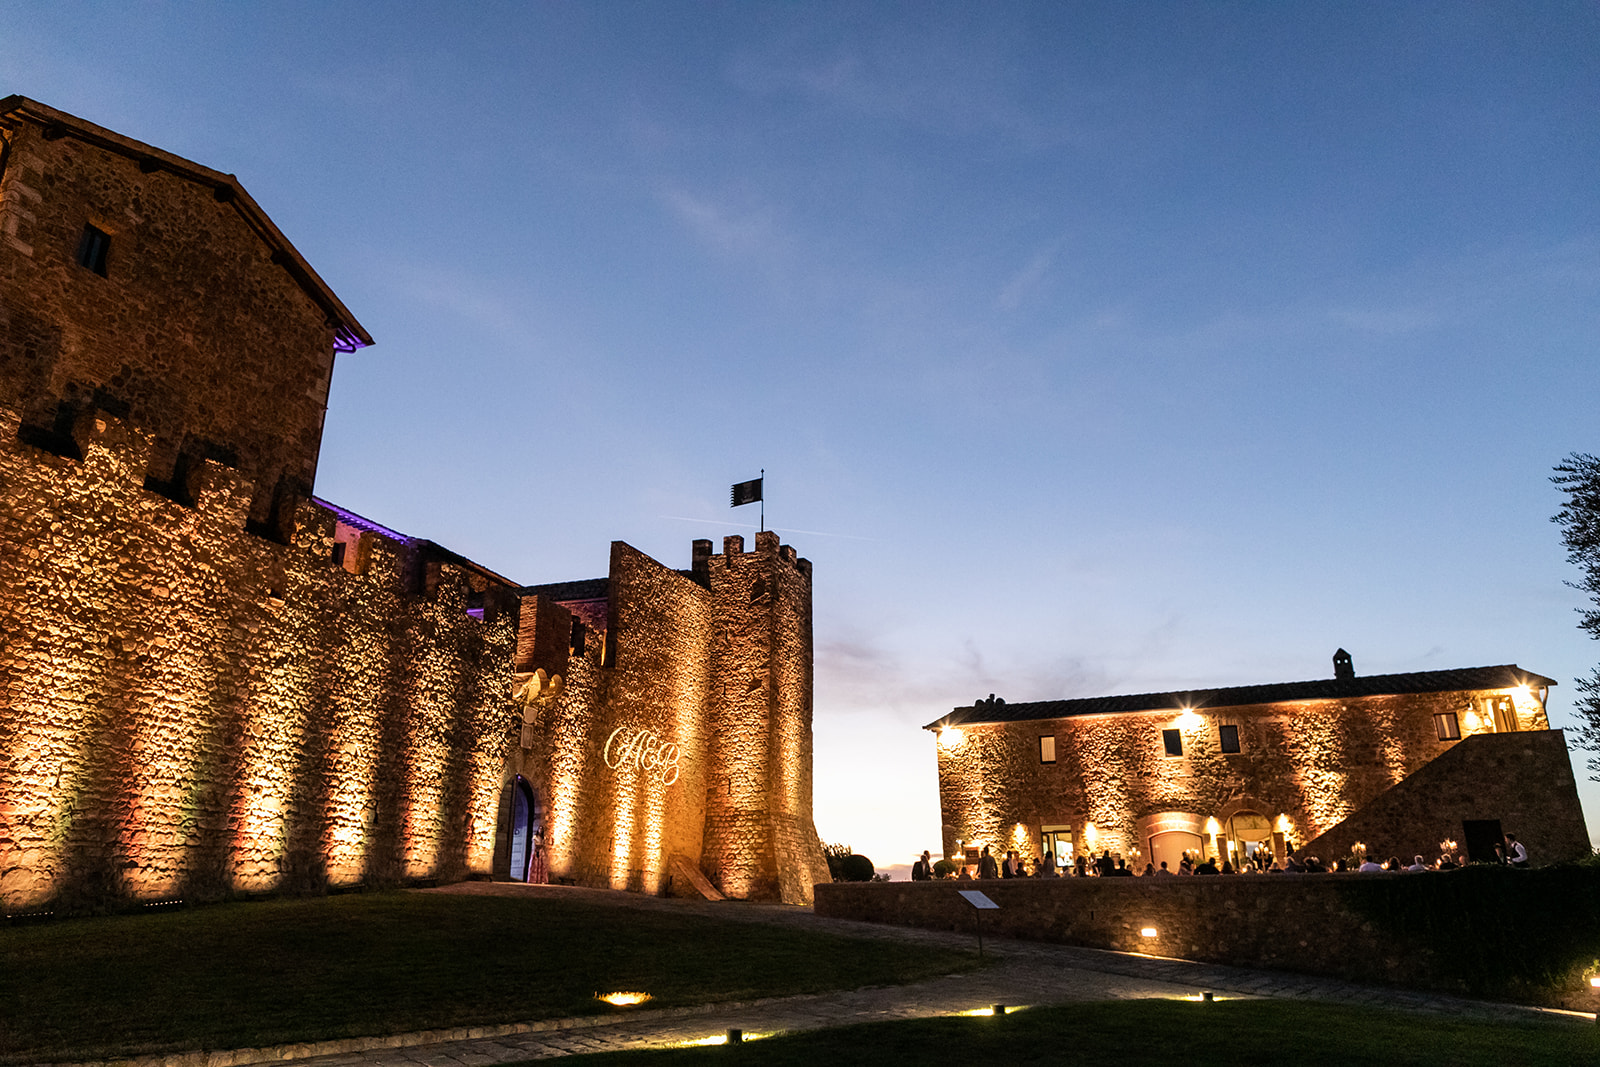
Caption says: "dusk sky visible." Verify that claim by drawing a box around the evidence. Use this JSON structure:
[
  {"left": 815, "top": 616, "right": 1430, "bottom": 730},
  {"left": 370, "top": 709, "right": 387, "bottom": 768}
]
[{"left": 6, "top": 2, "right": 1598, "bottom": 868}]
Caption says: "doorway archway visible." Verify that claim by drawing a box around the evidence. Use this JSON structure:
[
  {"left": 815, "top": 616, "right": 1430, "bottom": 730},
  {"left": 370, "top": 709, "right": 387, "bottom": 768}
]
[{"left": 507, "top": 776, "right": 541, "bottom": 882}]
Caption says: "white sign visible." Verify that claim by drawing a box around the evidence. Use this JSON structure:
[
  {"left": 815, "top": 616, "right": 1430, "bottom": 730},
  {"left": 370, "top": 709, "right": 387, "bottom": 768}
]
[
  {"left": 958, "top": 890, "right": 999, "bottom": 910},
  {"left": 603, "top": 727, "right": 682, "bottom": 786}
]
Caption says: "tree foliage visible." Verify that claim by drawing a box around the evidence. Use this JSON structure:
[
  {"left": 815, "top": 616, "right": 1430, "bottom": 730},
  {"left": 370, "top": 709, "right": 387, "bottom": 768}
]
[
  {"left": 1552, "top": 452, "right": 1600, "bottom": 779},
  {"left": 821, "top": 843, "right": 876, "bottom": 882}
]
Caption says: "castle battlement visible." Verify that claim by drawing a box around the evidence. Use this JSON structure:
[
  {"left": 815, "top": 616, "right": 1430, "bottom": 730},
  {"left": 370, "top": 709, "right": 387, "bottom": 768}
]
[{"left": 0, "top": 96, "right": 826, "bottom": 914}]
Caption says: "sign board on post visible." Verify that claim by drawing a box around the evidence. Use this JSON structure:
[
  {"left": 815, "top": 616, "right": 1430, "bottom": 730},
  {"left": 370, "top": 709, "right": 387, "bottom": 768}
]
[{"left": 957, "top": 890, "right": 999, "bottom": 956}]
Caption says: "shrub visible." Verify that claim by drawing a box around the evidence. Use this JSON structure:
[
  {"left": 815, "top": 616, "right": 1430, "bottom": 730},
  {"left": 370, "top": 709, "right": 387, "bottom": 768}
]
[
  {"left": 932, "top": 859, "right": 959, "bottom": 879},
  {"left": 837, "top": 853, "right": 876, "bottom": 882}
]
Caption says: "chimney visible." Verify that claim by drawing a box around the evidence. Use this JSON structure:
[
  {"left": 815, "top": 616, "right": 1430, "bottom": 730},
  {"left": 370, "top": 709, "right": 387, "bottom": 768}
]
[{"left": 1333, "top": 648, "right": 1354, "bottom": 680}]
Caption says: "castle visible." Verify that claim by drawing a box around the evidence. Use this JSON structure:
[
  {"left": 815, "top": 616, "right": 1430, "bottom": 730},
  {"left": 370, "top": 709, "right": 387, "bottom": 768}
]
[
  {"left": 0, "top": 96, "right": 830, "bottom": 911},
  {"left": 930, "top": 652, "right": 1591, "bottom": 872}
]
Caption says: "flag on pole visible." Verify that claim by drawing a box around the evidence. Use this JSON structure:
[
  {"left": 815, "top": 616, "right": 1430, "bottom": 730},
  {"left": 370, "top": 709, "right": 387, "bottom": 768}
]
[{"left": 730, "top": 476, "right": 763, "bottom": 507}]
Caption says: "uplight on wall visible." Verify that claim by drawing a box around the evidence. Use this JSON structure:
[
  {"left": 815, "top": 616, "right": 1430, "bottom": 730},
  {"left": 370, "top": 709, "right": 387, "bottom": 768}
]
[
  {"left": 1175, "top": 708, "right": 1204, "bottom": 730},
  {"left": 939, "top": 727, "right": 965, "bottom": 749},
  {"left": 1140, "top": 927, "right": 1158, "bottom": 938}
]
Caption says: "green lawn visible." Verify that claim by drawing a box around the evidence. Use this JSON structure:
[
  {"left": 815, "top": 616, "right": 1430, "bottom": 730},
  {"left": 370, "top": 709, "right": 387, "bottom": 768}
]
[
  {"left": 549, "top": 998, "right": 1600, "bottom": 1066},
  {"left": 0, "top": 891, "right": 972, "bottom": 1063}
]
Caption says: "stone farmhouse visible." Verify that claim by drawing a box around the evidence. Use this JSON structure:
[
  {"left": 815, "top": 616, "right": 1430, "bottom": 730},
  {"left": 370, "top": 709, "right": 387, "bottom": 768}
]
[
  {"left": 929, "top": 651, "right": 1590, "bottom": 873},
  {"left": 0, "top": 96, "right": 829, "bottom": 912}
]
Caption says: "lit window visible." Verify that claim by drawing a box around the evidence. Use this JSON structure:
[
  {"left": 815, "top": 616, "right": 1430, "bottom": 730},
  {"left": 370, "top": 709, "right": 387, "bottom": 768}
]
[
  {"left": 1162, "top": 728, "right": 1183, "bottom": 757},
  {"left": 1218, "top": 724, "right": 1241, "bottom": 753},
  {"left": 1434, "top": 712, "right": 1461, "bottom": 741},
  {"left": 1039, "top": 735, "right": 1056, "bottom": 764},
  {"left": 77, "top": 224, "right": 110, "bottom": 276}
]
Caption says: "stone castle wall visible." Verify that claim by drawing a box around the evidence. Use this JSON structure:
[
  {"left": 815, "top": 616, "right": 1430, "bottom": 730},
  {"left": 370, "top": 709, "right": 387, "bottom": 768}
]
[
  {"left": 0, "top": 115, "right": 343, "bottom": 529},
  {"left": 0, "top": 96, "right": 829, "bottom": 912},
  {"left": 701, "top": 531, "right": 830, "bottom": 903},
  {"left": 0, "top": 404, "right": 516, "bottom": 911}
]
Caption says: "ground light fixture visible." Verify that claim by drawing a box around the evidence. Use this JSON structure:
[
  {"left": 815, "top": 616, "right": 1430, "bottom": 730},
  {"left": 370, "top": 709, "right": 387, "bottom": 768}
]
[
  {"left": 674, "top": 1030, "right": 770, "bottom": 1047},
  {"left": 596, "top": 992, "right": 652, "bottom": 1007},
  {"left": 952, "top": 1004, "right": 1028, "bottom": 1017},
  {"left": 1140, "top": 927, "right": 1159, "bottom": 938}
]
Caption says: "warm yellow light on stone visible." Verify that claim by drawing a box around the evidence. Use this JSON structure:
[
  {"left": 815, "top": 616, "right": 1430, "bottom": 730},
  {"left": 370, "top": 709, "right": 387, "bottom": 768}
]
[
  {"left": 1140, "top": 927, "right": 1158, "bottom": 938},
  {"left": 1205, "top": 817, "right": 1220, "bottom": 836},
  {"left": 940, "top": 726, "right": 965, "bottom": 748},
  {"left": 598, "top": 991, "right": 652, "bottom": 1006},
  {"left": 1083, "top": 822, "right": 1097, "bottom": 851},
  {"left": 1275, "top": 813, "right": 1292, "bottom": 834},
  {"left": 1174, "top": 709, "right": 1204, "bottom": 730}
]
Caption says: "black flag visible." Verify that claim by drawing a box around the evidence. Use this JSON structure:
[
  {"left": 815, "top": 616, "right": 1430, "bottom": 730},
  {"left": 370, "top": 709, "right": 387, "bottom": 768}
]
[{"left": 731, "top": 476, "right": 763, "bottom": 507}]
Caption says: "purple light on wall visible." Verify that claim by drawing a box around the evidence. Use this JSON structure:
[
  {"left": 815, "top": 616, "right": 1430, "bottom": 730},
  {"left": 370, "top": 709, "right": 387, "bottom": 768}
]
[{"left": 311, "top": 496, "right": 416, "bottom": 546}]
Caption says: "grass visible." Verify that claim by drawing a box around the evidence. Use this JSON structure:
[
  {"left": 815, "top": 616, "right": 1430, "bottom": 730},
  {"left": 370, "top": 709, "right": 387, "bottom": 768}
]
[
  {"left": 546, "top": 998, "right": 1600, "bottom": 1066},
  {"left": 0, "top": 890, "right": 972, "bottom": 1062}
]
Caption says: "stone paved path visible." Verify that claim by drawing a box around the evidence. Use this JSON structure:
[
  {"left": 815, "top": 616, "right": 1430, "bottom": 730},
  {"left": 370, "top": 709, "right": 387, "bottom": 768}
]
[{"left": 251, "top": 882, "right": 1589, "bottom": 1067}]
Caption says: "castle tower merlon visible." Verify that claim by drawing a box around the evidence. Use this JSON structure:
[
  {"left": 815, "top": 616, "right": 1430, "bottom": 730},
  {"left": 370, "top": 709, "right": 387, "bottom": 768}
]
[{"left": 691, "top": 538, "right": 713, "bottom": 583}]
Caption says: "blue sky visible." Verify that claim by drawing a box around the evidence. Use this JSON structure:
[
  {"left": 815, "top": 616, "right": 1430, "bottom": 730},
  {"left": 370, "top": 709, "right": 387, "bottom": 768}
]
[{"left": 6, "top": 2, "right": 1598, "bottom": 866}]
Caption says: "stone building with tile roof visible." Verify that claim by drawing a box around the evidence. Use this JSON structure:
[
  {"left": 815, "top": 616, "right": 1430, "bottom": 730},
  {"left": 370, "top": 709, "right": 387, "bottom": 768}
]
[{"left": 927, "top": 651, "right": 1590, "bottom": 873}]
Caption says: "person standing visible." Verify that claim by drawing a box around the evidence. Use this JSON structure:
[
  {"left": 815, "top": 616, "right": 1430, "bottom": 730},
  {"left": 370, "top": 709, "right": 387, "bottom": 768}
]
[
  {"left": 978, "top": 845, "right": 1000, "bottom": 879},
  {"left": 1506, "top": 834, "right": 1530, "bottom": 868},
  {"left": 911, "top": 850, "right": 933, "bottom": 881}
]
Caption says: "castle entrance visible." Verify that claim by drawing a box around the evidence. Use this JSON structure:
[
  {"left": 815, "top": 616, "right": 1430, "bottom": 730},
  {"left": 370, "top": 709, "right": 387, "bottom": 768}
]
[{"left": 507, "top": 776, "right": 542, "bottom": 882}]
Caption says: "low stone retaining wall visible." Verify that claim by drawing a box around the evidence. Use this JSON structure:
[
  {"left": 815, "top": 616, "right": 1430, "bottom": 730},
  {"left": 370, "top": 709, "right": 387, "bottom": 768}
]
[{"left": 815, "top": 867, "right": 1600, "bottom": 1005}]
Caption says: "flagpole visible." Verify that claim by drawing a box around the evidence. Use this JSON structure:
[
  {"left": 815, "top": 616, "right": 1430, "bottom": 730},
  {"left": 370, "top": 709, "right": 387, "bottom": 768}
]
[{"left": 760, "top": 468, "right": 764, "bottom": 532}]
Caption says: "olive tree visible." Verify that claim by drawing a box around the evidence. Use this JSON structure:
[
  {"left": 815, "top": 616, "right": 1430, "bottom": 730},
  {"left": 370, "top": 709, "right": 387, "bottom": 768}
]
[{"left": 1553, "top": 453, "right": 1600, "bottom": 779}]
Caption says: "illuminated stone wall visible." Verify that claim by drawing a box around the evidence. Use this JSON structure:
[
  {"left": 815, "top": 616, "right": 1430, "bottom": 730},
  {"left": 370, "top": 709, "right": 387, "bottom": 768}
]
[
  {"left": 0, "top": 406, "right": 514, "bottom": 911},
  {"left": 815, "top": 869, "right": 1600, "bottom": 1004},
  {"left": 701, "top": 531, "right": 831, "bottom": 903},
  {"left": 935, "top": 686, "right": 1573, "bottom": 867},
  {"left": 0, "top": 103, "right": 352, "bottom": 530},
  {"left": 1293, "top": 729, "right": 1590, "bottom": 865},
  {"left": 0, "top": 96, "right": 830, "bottom": 912},
  {"left": 504, "top": 533, "right": 830, "bottom": 905}
]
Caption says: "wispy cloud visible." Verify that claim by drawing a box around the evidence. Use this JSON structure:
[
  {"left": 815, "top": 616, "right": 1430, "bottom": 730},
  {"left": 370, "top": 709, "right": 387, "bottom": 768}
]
[
  {"left": 726, "top": 33, "right": 1079, "bottom": 150},
  {"left": 815, "top": 628, "right": 1114, "bottom": 721},
  {"left": 995, "top": 244, "right": 1059, "bottom": 311},
  {"left": 658, "top": 186, "right": 786, "bottom": 259}
]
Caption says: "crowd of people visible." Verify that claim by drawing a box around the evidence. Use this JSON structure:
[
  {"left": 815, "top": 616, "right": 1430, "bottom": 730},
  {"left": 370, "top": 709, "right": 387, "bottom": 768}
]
[{"left": 907, "top": 832, "right": 1532, "bottom": 881}]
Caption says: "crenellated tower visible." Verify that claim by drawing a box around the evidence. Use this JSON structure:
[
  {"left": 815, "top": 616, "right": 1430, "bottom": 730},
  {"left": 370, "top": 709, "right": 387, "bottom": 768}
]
[{"left": 698, "top": 531, "right": 830, "bottom": 902}]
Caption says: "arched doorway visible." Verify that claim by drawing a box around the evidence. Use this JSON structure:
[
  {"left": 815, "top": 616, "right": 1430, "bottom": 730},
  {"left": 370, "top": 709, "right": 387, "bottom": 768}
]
[
  {"left": 1227, "top": 811, "right": 1273, "bottom": 870},
  {"left": 1137, "top": 812, "right": 1208, "bottom": 873},
  {"left": 507, "top": 776, "right": 541, "bottom": 882},
  {"left": 1149, "top": 830, "right": 1203, "bottom": 873}
]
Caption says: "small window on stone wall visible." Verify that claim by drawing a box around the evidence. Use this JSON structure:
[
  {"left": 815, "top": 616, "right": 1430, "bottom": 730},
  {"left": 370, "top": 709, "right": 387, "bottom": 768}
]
[
  {"left": 1039, "top": 735, "right": 1056, "bottom": 764},
  {"left": 1162, "top": 728, "right": 1183, "bottom": 757},
  {"left": 77, "top": 224, "right": 110, "bottom": 276},
  {"left": 1434, "top": 712, "right": 1461, "bottom": 741},
  {"left": 1219, "top": 724, "right": 1241, "bottom": 753}
]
